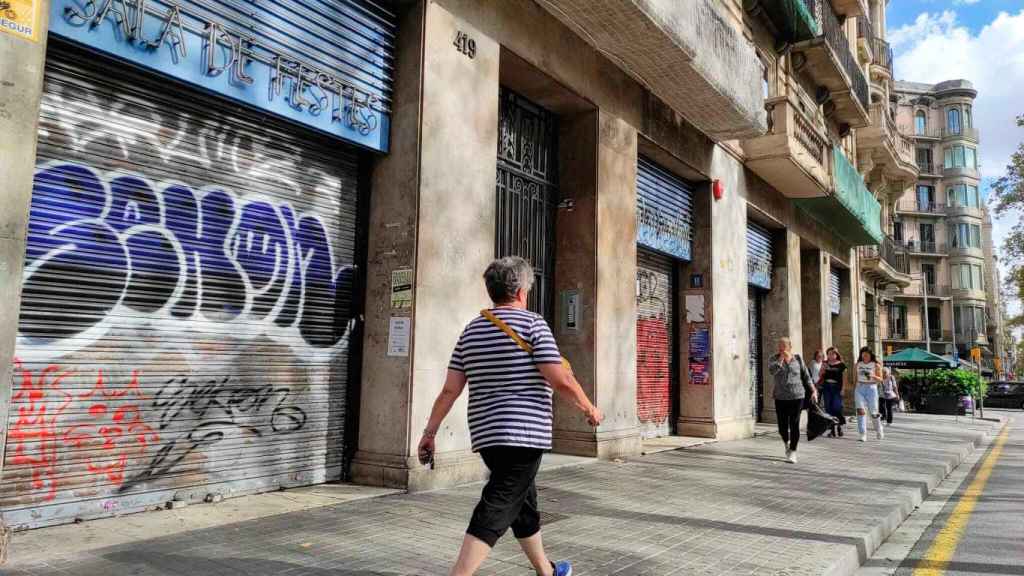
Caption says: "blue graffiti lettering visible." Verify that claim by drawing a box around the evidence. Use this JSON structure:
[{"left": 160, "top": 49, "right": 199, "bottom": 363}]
[{"left": 20, "top": 162, "right": 353, "bottom": 355}]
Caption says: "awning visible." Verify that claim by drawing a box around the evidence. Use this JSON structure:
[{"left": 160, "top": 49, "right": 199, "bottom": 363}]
[{"left": 884, "top": 348, "right": 956, "bottom": 369}]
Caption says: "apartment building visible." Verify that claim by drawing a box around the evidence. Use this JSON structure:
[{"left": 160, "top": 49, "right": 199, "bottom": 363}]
[
  {"left": 0, "top": 0, "right": 903, "bottom": 528},
  {"left": 884, "top": 80, "right": 1001, "bottom": 372}
]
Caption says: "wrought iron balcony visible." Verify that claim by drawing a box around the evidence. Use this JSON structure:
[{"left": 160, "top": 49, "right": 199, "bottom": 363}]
[
  {"left": 859, "top": 235, "right": 912, "bottom": 288},
  {"left": 742, "top": 96, "right": 831, "bottom": 198},
  {"left": 896, "top": 199, "right": 946, "bottom": 216},
  {"left": 916, "top": 161, "right": 941, "bottom": 176},
  {"left": 796, "top": 146, "right": 881, "bottom": 246},
  {"left": 870, "top": 38, "right": 893, "bottom": 75},
  {"left": 904, "top": 240, "right": 948, "bottom": 255},
  {"left": 855, "top": 16, "right": 874, "bottom": 63},
  {"left": 897, "top": 282, "right": 952, "bottom": 298},
  {"left": 930, "top": 329, "right": 954, "bottom": 342},
  {"left": 536, "top": 0, "right": 767, "bottom": 140},
  {"left": 791, "top": 1, "right": 871, "bottom": 127}
]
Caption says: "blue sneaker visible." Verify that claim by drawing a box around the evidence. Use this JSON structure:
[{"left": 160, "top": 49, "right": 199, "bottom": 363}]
[{"left": 551, "top": 561, "right": 573, "bottom": 576}]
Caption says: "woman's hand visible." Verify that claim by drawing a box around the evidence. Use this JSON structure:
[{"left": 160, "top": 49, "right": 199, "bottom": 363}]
[{"left": 417, "top": 434, "right": 435, "bottom": 466}]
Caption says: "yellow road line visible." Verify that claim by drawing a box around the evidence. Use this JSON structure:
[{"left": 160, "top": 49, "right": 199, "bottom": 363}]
[{"left": 912, "top": 423, "right": 1011, "bottom": 576}]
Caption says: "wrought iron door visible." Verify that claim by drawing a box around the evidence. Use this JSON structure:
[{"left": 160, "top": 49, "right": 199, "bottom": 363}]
[
  {"left": 496, "top": 88, "right": 558, "bottom": 320},
  {"left": 748, "top": 287, "right": 764, "bottom": 421}
]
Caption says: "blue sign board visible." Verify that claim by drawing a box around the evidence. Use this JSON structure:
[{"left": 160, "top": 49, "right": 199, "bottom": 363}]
[{"left": 48, "top": 0, "right": 395, "bottom": 152}]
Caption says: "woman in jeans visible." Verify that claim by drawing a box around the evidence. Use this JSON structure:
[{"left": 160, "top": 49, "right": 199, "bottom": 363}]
[
  {"left": 879, "top": 368, "right": 901, "bottom": 426},
  {"left": 818, "top": 347, "right": 847, "bottom": 437},
  {"left": 854, "top": 346, "right": 885, "bottom": 442},
  {"left": 768, "top": 337, "right": 815, "bottom": 463}
]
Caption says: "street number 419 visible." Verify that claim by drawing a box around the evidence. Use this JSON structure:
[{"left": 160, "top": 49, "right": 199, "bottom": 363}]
[{"left": 454, "top": 31, "right": 476, "bottom": 59}]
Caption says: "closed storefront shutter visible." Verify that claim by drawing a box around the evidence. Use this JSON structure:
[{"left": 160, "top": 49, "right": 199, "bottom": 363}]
[
  {"left": 830, "top": 269, "right": 842, "bottom": 316},
  {"left": 636, "top": 157, "right": 694, "bottom": 261},
  {"left": 2, "top": 49, "right": 361, "bottom": 528},
  {"left": 747, "top": 222, "right": 773, "bottom": 289},
  {"left": 637, "top": 249, "right": 675, "bottom": 439}
]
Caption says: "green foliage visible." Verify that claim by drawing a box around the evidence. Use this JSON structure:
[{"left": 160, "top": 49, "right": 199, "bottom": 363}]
[
  {"left": 926, "top": 368, "right": 987, "bottom": 398},
  {"left": 991, "top": 115, "right": 1024, "bottom": 328}
]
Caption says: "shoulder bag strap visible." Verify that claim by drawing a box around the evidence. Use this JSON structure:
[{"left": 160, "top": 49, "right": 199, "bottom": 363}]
[
  {"left": 480, "top": 309, "right": 533, "bottom": 355},
  {"left": 480, "top": 309, "right": 574, "bottom": 373}
]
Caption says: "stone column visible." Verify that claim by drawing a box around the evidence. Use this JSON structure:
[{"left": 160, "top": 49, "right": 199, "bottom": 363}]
[
  {"left": 351, "top": 1, "right": 499, "bottom": 490},
  {"left": 801, "top": 249, "right": 831, "bottom": 359},
  {"left": 551, "top": 111, "right": 641, "bottom": 459},
  {"left": 760, "top": 229, "right": 802, "bottom": 423},
  {"left": 0, "top": 1, "right": 50, "bottom": 476},
  {"left": 833, "top": 251, "right": 860, "bottom": 410}
]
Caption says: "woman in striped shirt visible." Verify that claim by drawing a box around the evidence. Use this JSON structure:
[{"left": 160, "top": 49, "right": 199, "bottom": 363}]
[{"left": 418, "top": 256, "right": 603, "bottom": 576}]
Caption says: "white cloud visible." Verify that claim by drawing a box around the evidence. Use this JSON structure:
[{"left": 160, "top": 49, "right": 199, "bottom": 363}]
[
  {"left": 955, "top": 0, "right": 982, "bottom": 5},
  {"left": 891, "top": 9, "right": 1024, "bottom": 325}
]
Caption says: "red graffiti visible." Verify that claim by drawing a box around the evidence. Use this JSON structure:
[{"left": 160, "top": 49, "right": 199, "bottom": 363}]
[
  {"left": 7, "top": 359, "right": 76, "bottom": 501},
  {"left": 637, "top": 317, "right": 671, "bottom": 423},
  {"left": 6, "top": 361, "right": 158, "bottom": 501},
  {"left": 64, "top": 369, "right": 159, "bottom": 486}
]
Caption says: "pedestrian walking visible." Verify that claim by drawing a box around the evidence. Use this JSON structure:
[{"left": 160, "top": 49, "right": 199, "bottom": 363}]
[
  {"left": 768, "top": 337, "right": 816, "bottom": 464},
  {"left": 418, "top": 256, "right": 603, "bottom": 576},
  {"left": 809, "top": 349, "right": 824, "bottom": 388},
  {"left": 879, "top": 368, "right": 901, "bottom": 426},
  {"left": 854, "top": 346, "right": 885, "bottom": 442},
  {"left": 818, "top": 347, "right": 847, "bottom": 437}
]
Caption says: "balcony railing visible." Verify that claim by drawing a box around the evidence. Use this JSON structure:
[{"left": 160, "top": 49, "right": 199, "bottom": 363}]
[
  {"left": 904, "top": 240, "right": 947, "bottom": 255},
  {"left": 756, "top": 0, "right": 821, "bottom": 42},
  {"left": 941, "top": 127, "right": 981, "bottom": 141},
  {"left": 860, "top": 235, "right": 910, "bottom": 273},
  {"left": 870, "top": 38, "right": 893, "bottom": 74},
  {"left": 929, "top": 329, "right": 954, "bottom": 342},
  {"left": 896, "top": 199, "right": 946, "bottom": 215},
  {"left": 820, "top": 2, "right": 870, "bottom": 113},
  {"left": 916, "top": 160, "right": 939, "bottom": 175}
]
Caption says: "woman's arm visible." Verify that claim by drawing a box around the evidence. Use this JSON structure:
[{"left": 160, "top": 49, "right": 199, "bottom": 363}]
[{"left": 418, "top": 370, "right": 468, "bottom": 463}]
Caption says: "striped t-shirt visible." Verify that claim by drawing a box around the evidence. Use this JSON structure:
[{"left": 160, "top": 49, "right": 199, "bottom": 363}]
[{"left": 449, "top": 307, "right": 562, "bottom": 451}]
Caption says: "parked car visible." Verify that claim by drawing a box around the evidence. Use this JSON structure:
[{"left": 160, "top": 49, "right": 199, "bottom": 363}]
[{"left": 985, "top": 382, "right": 1024, "bottom": 410}]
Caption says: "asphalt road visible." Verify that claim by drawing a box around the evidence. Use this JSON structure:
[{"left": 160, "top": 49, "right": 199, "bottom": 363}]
[{"left": 897, "top": 410, "right": 1024, "bottom": 575}]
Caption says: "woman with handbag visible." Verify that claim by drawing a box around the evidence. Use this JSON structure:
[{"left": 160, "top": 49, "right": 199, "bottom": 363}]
[
  {"left": 818, "top": 347, "right": 847, "bottom": 437},
  {"left": 879, "top": 368, "right": 901, "bottom": 426},
  {"left": 418, "top": 256, "right": 603, "bottom": 576},
  {"left": 768, "top": 337, "right": 816, "bottom": 463}
]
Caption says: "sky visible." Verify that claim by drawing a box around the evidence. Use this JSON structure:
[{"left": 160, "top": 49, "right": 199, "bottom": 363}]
[{"left": 886, "top": 0, "right": 1024, "bottom": 333}]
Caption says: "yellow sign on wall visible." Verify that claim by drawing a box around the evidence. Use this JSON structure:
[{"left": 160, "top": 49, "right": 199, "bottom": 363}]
[{"left": 0, "top": 0, "right": 41, "bottom": 42}]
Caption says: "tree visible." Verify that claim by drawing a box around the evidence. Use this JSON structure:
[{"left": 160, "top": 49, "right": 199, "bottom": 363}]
[{"left": 990, "top": 115, "right": 1024, "bottom": 329}]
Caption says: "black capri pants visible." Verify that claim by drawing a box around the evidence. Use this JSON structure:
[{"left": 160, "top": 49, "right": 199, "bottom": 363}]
[{"left": 466, "top": 447, "right": 544, "bottom": 547}]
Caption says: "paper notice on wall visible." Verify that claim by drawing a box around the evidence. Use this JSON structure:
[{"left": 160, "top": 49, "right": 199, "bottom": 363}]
[
  {"left": 387, "top": 317, "right": 411, "bottom": 357},
  {"left": 0, "top": 0, "right": 41, "bottom": 42},
  {"left": 391, "top": 269, "right": 413, "bottom": 309},
  {"left": 685, "top": 294, "right": 705, "bottom": 323},
  {"left": 688, "top": 325, "right": 711, "bottom": 385}
]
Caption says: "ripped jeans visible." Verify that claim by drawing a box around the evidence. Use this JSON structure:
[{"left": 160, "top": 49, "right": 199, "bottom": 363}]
[{"left": 854, "top": 384, "right": 881, "bottom": 435}]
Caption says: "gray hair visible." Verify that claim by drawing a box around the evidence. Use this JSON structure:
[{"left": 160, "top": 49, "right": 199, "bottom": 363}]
[{"left": 483, "top": 257, "right": 534, "bottom": 304}]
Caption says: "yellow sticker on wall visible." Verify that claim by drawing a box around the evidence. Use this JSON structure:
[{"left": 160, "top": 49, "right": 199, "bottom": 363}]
[{"left": 0, "top": 0, "right": 41, "bottom": 42}]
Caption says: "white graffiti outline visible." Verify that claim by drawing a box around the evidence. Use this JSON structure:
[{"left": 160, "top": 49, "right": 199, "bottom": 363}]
[{"left": 19, "top": 160, "right": 354, "bottom": 364}]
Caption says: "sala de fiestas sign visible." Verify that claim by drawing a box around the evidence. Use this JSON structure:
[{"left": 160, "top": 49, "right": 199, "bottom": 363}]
[{"left": 50, "top": 0, "right": 390, "bottom": 152}]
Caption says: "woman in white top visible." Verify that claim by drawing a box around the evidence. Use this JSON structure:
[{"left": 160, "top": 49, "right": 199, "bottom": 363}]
[
  {"left": 854, "top": 346, "right": 884, "bottom": 442},
  {"left": 879, "top": 368, "right": 901, "bottom": 426},
  {"left": 809, "top": 349, "right": 824, "bottom": 390}
]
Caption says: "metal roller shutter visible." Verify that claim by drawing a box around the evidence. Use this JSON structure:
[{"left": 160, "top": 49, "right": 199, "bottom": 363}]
[
  {"left": 830, "top": 269, "right": 842, "bottom": 316},
  {"left": 748, "top": 287, "right": 764, "bottom": 421},
  {"left": 747, "top": 222, "right": 773, "bottom": 289},
  {"left": 636, "top": 157, "right": 694, "bottom": 261},
  {"left": 637, "top": 249, "right": 675, "bottom": 439},
  {"left": 3, "top": 48, "right": 360, "bottom": 528}
]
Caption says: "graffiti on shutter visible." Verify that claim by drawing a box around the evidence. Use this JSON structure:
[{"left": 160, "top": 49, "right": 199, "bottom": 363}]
[
  {"left": 830, "top": 269, "right": 842, "bottom": 316},
  {"left": 747, "top": 222, "right": 773, "bottom": 289},
  {"left": 636, "top": 249, "right": 674, "bottom": 439},
  {"left": 2, "top": 50, "right": 359, "bottom": 528},
  {"left": 636, "top": 157, "right": 694, "bottom": 261},
  {"left": 748, "top": 288, "right": 764, "bottom": 420}
]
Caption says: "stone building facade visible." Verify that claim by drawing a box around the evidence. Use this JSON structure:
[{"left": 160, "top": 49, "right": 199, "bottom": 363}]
[{"left": 0, "top": 0, "right": 916, "bottom": 527}]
